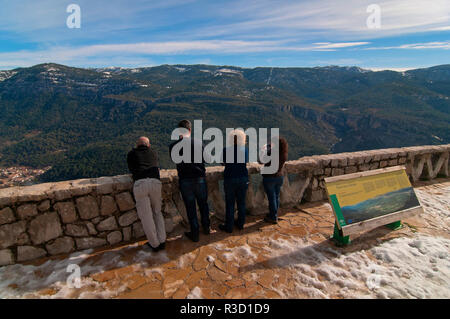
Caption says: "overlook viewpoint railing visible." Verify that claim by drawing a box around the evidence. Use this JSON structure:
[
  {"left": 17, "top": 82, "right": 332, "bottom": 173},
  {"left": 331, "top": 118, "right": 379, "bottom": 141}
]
[{"left": 0, "top": 144, "right": 449, "bottom": 266}]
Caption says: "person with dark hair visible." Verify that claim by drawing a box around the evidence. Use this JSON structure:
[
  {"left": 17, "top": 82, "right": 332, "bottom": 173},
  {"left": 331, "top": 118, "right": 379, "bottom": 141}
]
[
  {"left": 169, "top": 120, "right": 211, "bottom": 242},
  {"left": 260, "top": 136, "right": 288, "bottom": 224},
  {"left": 218, "top": 129, "right": 249, "bottom": 233},
  {"left": 127, "top": 136, "right": 166, "bottom": 252}
]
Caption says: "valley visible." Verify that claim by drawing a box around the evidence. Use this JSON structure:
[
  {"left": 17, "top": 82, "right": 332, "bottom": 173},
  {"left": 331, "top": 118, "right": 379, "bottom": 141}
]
[{"left": 0, "top": 63, "right": 448, "bottom": 183}]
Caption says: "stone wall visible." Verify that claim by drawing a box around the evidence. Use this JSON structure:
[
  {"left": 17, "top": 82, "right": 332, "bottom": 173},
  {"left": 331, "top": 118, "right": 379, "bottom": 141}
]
[{"left": 0, "top": 144, "right": 449, "bottom": 266}]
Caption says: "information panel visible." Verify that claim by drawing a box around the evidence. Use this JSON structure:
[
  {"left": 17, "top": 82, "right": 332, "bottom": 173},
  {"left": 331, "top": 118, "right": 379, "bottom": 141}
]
[{"left": 325, "top": 167, "right": 421, "bottom": 229}]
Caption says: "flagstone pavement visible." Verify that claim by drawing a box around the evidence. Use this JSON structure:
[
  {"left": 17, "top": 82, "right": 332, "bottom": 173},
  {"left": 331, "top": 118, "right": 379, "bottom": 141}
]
[{"left": 14, "top": 178, "right": 450, "bottom": 299}]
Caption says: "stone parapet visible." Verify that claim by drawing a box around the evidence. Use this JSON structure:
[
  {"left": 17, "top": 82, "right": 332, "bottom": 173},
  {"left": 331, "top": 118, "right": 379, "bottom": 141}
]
[{"left": 0, "top": 144, "right": 448, "bottom": 266}]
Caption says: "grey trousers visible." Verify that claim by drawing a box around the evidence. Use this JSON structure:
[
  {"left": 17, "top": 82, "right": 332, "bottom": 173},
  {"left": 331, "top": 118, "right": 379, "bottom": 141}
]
[{"left": 133, "top": 178, "right": 166, "bottom": 248}]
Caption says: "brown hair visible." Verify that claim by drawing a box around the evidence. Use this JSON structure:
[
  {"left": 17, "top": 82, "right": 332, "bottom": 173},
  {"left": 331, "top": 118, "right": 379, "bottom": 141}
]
[
  {"left": 178, "top": 119, "right": 191, "bottom": 131},
  {"left": 279, "top": 137, "right": 288, "bottom": 162}
]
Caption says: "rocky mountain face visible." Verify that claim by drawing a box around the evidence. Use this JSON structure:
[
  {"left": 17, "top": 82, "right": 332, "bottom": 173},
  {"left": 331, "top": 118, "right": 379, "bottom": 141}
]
[{"left": 0, "top": 63, "right": 448, "bottom": 182}]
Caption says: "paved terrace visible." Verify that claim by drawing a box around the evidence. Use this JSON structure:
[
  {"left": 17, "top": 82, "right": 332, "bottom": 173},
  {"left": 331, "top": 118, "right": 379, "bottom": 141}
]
[{"left": 0, "top": 178, "right": 449, "bottom": 299}]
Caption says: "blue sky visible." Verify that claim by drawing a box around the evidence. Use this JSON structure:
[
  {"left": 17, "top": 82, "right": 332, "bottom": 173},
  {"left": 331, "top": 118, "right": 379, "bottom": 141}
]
[{"left": 0, "top": 0, "right": 449, "bottom": 70}]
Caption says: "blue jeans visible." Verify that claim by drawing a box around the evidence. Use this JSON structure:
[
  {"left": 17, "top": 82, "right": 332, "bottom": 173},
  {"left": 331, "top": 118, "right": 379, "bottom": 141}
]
[
  {"left": 179, "top": 178, "right": 210, "bottom": 235},
  {"left": 263, "top": 176, "right": 284, "bottom": 220},
  {"left": 224, "top": 177, "right": 249, "bottom": 231}
]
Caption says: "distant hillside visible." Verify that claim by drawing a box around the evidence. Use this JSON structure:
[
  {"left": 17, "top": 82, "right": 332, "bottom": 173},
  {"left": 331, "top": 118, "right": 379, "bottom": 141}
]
[{"left": 0, "top": 63, "right": 448, "bottom": 182}]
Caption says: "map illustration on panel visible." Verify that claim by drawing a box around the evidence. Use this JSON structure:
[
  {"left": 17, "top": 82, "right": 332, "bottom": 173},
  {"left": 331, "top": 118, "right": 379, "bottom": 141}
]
[{"left": 325, "top": 168, "right": 421, "bottom": 227}]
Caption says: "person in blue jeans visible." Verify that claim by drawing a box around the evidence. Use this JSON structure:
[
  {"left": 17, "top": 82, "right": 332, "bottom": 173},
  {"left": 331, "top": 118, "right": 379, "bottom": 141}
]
[
  {"left": 260, "top": 137, "right": 288, "bottom": 224},
  {"left": 219, "top": 130, "right": 249, "bottom": 233},
  {"left": 169, "top": 120, "right": 211, "bottom": 242}
]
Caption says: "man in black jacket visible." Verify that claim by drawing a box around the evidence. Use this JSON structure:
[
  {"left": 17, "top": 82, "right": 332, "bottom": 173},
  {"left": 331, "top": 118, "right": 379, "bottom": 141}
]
[
  {"left": 127, "top": 136, "right": 166, "bottom": 252},
  {"left": 169, "top": 120, "right": 211, "bottom": 242}
]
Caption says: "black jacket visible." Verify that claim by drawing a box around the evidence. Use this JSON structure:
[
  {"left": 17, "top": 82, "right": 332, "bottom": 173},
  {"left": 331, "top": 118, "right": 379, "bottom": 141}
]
[
  {"left": 127, "top": 145, "right": 160, "bottom": 181},
  {"left": 169, "top": 137, "right": 208, "bottom": 180}
]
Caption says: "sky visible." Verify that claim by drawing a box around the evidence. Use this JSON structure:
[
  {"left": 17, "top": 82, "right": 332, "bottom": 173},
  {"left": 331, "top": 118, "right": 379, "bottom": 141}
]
[{"left": 0, "top": 0, "right": 449, "bottom": 70}]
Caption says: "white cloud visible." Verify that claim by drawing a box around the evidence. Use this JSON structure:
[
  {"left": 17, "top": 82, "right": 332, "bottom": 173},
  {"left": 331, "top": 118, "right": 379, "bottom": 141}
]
[
  {"left": 313, "top": 42, "right": 370, "bottom": 49},
  {"left": 366, "top": 41, "right": 450, "bottom": 50},
  {"left": 429, "top": 26, "right": 450, "bottom": 32},
  {"left": 0, "top": 40, "right": 373, "bottom": 69},
  {"left": 192, "top": 0, "right": 450, "bottom": 40}
]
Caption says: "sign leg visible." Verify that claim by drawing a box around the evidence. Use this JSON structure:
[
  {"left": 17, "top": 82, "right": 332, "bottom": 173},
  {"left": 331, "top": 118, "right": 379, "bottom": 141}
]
[
  {"left": 386, "top": 220, "right": 402, "bottom": 230},
  {"left": 332, "top": 222, "right": 350, "bottom": 246}
]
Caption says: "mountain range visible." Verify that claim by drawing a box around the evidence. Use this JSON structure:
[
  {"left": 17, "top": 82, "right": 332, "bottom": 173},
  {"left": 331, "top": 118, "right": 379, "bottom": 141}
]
[{"left": 0, "top": 63, "right": 448, "bottom": 182}]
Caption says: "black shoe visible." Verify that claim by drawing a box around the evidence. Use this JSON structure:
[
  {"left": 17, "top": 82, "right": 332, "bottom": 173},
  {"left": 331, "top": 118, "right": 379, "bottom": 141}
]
[
  {"left": 146, "top": 243, "right": 160, "bottom": 252},
  {"left": 185, "top": 231, "right": 199, "bottom": 242},
  {"left": 264, "top": 215, "right": 278, "bottom": 224},
  {"left": 219, "top": 223, "right": 232, "bottom": 233},
  {"left": 203, "top": 227, "right": 211, "bottom": 235},
  {"left": 157, "top": 242, "right": 166, "bottom": 250},
  {"left": 234, "top": 220, "right": 244, "bottom": 230}
]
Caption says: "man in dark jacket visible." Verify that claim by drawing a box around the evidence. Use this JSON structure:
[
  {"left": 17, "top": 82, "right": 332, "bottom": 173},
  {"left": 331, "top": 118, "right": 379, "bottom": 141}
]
[
  {"left": 127, "top": 136, "right": 166, "bottom": 251},
  {"left": 169, "top": 120, "right": 211, "bottom": 242}
]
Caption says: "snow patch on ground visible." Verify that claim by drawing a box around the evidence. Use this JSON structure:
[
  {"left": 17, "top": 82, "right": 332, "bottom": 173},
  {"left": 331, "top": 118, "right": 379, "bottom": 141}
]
[
  {"left": 187, "top": 286, "right": 203, "bottom": 299},
  {"left": 261, "top": 233, "right": 450, "bottom": 299}
]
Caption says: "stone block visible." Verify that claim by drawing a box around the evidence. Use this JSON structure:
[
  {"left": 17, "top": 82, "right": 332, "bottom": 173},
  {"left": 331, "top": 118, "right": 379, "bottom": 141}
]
[
  {"left": 112, "top": 175, "right": 133, "bottom": 192},
  {"left": 0, "top": 207, "right": 15, "bottom": 225},
  {"left": 304, "top": 189, "right": 325, "bottom": 202},
  {"left": 331, "top": 159, "right": 339, "bottom": 167},
  {"left": 37, "top": 200, "right": 51, "bottom": 212},
  {"left": 95, "top": 177, "right": 114, "bottom": 195},
  {"left": 17, "top": 204, "right": 38, "bottom": 219},
  {"left": 122, "top": 227, "right": 132, "bottom": 242},
  {"left": 46, "top": 237, "right": 75, "bottom": 255},
  {"left": 0, "top": 221, "right": 27, "bottom": 249},
  {"left": 363, "top": 155, "right": 373, "bottom": 164},
  {"left": 331, "top": 168, "right": 344, "bottom": 176},
  {"left": 17, "top": 232, "right": 30, "bottom": 245},
  {"left": 132, "top": 221, "right": 145, "bottom": 239},
  {"left": 398, "top": 157, "right": 407, "bottom": 164},
  {"left": 118, "top": 210, "right": 138, "bottom": 227},
  {"left": 54, "top": 201, "right": 78, "bottom": 224},
  {"left": 345, "top": 166, "right": 358, "bottom": 174},
  {"left": 17, "top": 246, "right": 46, "bottom": 262},
  {"left": 76, "top": 196, "right": 99, "bottom": 220},
  {"left": 65, "top": 223, "right": 89, "bottom": 237},
  {"left": 115, "top": 192, "right": 135, "bottom": 212},
  {"left": 107, "top": 231, "right": 122, "bottom": 245},
  {"left": 359, "top": 164, "right": 370, "bottom": 171},
  {"left": 0, "top": 249, "right": 14, "bottom": 266},
  {"left": 96, "top": 216, "right": 118, "bottom": 231},
  {"left": 28, "top": 212, "right": 63, "bottom": 245},
  {"left": 380, "top": 160, "right": 388, "bottom": 168},
  {"left": 347, "top": 156, "right": 357, "bottom": 166},
  {"left": 338, "top": 157, "right": 348, "bottom": 167},
  {"left": 100, "top": 195, "right": 118, "bottom": 216},
  {"left": 311, "top": 178, "right": 319, "bottom": 190},
  {"left": 388, "top": 159, "right": 398, "bottom": 166},
  {"left": 86, "top": 222, "right": 97, "bottom": 235},
  {"left": 91, "top": 217, "right": 102, "bottom": 224}
]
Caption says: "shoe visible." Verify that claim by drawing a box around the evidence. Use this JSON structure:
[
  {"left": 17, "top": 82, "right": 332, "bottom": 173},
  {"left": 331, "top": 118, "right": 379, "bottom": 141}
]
[
  {"left": 157, "top": 242, "right": 166, "bottom": 250},
  {"left": 203, "top": 227, "right": 211, "bottom": 235},
  {"left": 146, "top": 243, "right": 160, "bottom": 252},
  {"left": 234, "top": 220, "right": 244, "bottom": 230},
  {"left": 185, "top": 231, "right": 199, "bottom": 242},
  {"left": 264, "top": 215, "right": 278, "bottom": 224},
  {"left": 218, "top": 223, "right": 232, "bottom": 233}
]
